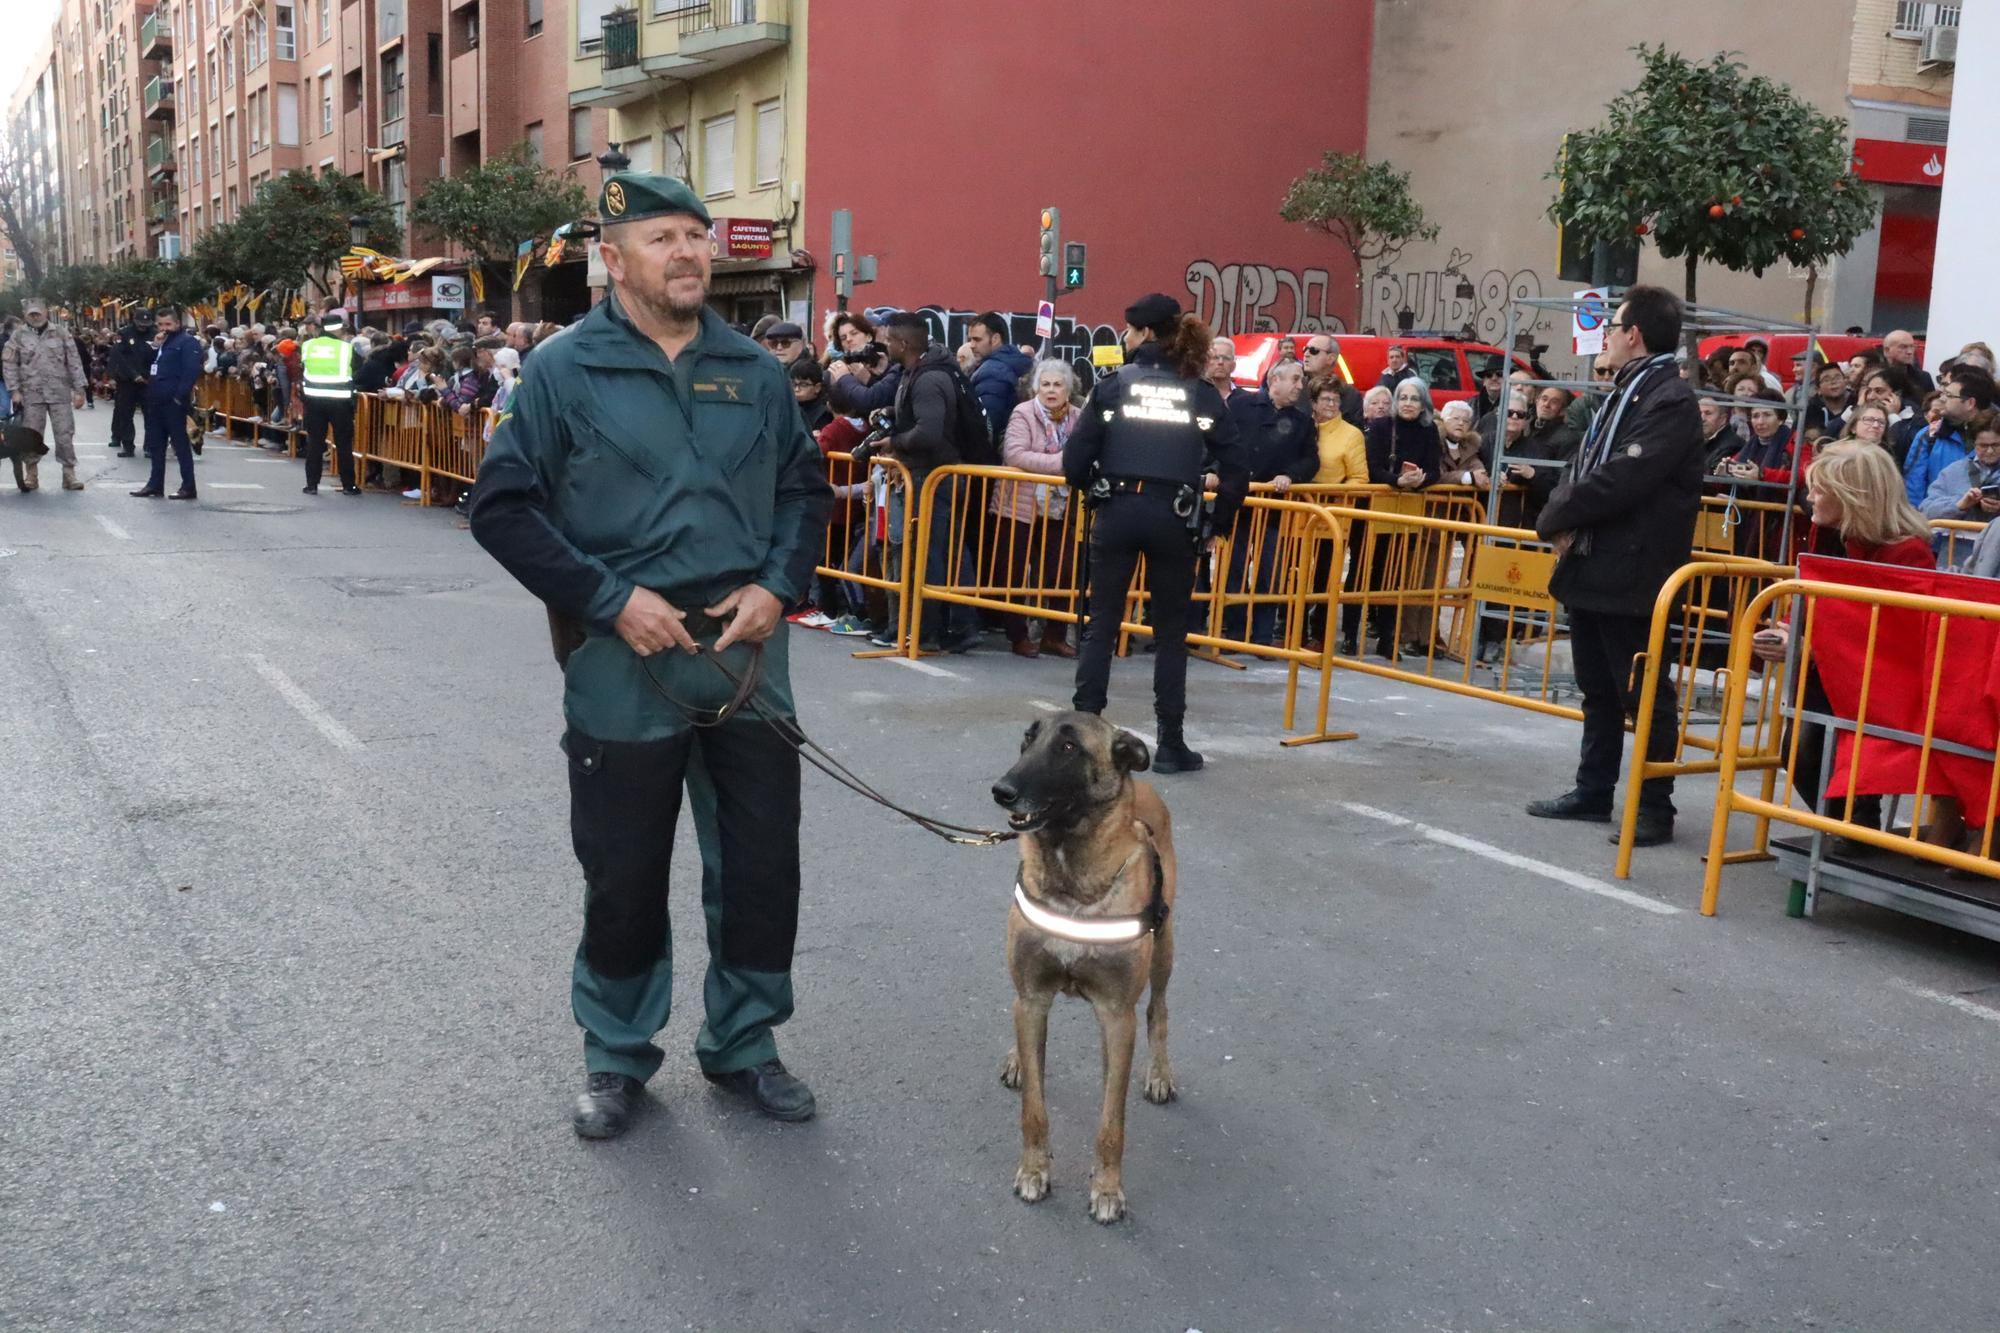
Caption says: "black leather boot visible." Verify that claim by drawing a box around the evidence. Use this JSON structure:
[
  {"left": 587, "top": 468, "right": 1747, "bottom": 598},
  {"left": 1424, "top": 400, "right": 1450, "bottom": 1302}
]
[
  {"left": 1152, "top": 720, "right": 1203, "bottom": 774},
  {"left": 572, "top": 1071, "right": 645, "bottom": 1139}
]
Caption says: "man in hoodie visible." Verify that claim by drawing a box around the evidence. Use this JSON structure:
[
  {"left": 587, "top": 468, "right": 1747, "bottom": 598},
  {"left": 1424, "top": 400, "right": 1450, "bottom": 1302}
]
[
  {"left": 965, "top": 311, "right": 1033, "bottom": 445},
  {"left": 107, "top": 311, "right": 156, "bottom": 458},
  {"left": 881, "top": 309, "right": 981, "bottom": 651}
]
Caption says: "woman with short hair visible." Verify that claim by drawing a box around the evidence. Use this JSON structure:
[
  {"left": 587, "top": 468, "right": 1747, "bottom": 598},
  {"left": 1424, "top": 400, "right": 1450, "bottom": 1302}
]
[{"left": 991, "top": 359, "right": 1081, "bottom": 660}]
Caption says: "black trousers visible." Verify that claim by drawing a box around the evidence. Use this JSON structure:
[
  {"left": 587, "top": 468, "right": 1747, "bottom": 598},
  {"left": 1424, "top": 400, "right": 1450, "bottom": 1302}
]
[
  {"left": 1072, "top": 492, "right": 1198, "bottom": 723},
  {"left": 303, "top": 396, "right": 356, "bottom": 491},
  {"left": 110, "top": 380, "right": 144, "bottom": 451},
  {"left": 566, "top": 720, "right": 803, "bottom": 982},
  {"left": 1569, "top": 607, "right": 1678, "bottom": 815}
]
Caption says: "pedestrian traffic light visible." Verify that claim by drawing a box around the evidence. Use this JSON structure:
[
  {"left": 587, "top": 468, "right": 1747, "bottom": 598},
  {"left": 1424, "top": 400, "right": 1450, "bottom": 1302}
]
[
  {"left": 1038, "top": 207, "right": 1060, "bottom": 279},
  {"left": 1062, "top": 241, "right": 1086, "bottom": 292}
]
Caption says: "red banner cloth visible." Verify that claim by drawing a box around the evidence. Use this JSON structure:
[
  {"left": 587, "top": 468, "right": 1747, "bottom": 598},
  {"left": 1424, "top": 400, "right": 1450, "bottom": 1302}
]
[{"left": 1798, "top": 555, "right": 2000, "bottom": 826}]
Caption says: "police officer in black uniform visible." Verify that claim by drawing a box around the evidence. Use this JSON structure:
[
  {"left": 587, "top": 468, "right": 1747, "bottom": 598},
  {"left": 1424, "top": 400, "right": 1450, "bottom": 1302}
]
[{"left": 1065, "top": 294, "right": 1248, "bottom": 772}]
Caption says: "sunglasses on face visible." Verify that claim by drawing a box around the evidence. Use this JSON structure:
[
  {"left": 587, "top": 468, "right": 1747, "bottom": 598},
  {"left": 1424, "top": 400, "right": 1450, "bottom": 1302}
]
[
  {"left": 1506, "top": 409, "right": 1529, "bottom": 419},
  {"left": 1593, "top": 368, "right": 1614, "bottom": 378}
]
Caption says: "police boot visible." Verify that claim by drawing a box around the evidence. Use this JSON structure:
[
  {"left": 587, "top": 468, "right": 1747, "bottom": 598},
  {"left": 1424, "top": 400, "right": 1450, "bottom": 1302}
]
[
  {"left": 1151, "top": 719, "right": 1204, "bottom": 774},
  {"left": 21, "top": 459, "right": 39, "bottom": 492},
  {"left": 62, "top": 465, "right": 83, "bottom": 491}
]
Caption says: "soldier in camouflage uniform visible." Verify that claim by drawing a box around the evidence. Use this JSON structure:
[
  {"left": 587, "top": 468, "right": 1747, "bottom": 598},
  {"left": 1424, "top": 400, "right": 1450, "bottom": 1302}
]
[{"left": 3, "top": 298, "right": 88, "bottom": 492}]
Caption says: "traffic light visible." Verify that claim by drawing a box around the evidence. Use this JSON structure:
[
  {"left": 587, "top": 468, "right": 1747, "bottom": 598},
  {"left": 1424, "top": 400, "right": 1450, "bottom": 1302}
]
[
  {"left": 1038, "top": 206, "right": 1060, "bottom": 279},
  {"left": 1062, "top": 241, "right": 1086, "bottom": 292}
]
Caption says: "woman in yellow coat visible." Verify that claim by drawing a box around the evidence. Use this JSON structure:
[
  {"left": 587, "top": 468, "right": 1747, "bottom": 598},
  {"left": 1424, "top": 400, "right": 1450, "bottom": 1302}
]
[{"left": 1302, "top": 375, "right": 1370, "bottom": 649}]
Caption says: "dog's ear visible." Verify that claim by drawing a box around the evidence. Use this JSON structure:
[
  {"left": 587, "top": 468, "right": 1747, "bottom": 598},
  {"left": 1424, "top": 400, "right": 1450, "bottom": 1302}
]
[
  {"left": 1112, "top": 729, "right": 1151, "bottom": 774},
  {"left": 1021, "top": 719, "right": 1042, "bottom": 752}
]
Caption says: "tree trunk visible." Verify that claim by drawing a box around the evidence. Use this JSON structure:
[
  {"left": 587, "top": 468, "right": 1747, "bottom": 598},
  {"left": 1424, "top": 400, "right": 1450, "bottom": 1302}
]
[
  {"left": 1683, "top": 251, "right": 1698, "bottom": 305},
  {"left": 1802, "top": 264, "right": 1819, "bottom": 327}
]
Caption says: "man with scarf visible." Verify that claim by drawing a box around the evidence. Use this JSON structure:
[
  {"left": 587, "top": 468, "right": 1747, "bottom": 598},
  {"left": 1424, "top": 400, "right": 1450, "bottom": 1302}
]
[{"left": 1526, "top": 286, "right": 1703, "bottom": 847}]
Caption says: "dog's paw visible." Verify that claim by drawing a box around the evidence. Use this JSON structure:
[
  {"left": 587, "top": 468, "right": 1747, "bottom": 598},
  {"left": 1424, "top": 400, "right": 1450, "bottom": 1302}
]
[
  {"left": 1142, "top": 1061, "right": 1177, "bottom": 1104},
  {"left": 999, "top": 1048, "right": 1022, "bottom": 1090},
  {"left": 1087, "top": 1182, "right": 1127, "bottom": 1225},
  {"left": 1013, "top": 1162, "right": 1050, "bottom": 1204}
]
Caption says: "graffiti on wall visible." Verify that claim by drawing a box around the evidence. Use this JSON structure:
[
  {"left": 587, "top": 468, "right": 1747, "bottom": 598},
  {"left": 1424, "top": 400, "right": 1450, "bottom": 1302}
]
[
  {"left": 1184, "top": 248, "right": 1552, "bottom": 343},
  {"left": 863, "top": 304, "right": 1122, "bottom": 383},
  {"left": 1184, "top": 261, "right": 1344, "bottom": 335}
]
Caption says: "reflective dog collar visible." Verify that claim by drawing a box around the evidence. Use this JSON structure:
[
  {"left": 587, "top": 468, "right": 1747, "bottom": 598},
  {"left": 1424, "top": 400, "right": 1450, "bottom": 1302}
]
[{"left": 1013, "top": 881, "right": 1147, "bottom": 944}]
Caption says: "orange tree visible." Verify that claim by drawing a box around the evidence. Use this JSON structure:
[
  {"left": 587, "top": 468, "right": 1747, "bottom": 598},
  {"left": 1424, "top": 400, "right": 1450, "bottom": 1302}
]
[{"left": 1549, "top": 45, "right": 1875, "bottom": 312}]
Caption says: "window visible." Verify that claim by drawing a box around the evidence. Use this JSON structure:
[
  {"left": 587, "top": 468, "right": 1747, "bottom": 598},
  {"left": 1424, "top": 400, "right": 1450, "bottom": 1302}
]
[
  {"left": 525, "top": 0, "right": 543, "bottom": 37},
  {"left": 277, "top": 84, "right": 299, "bottom": 145},
  {"left": 275, "top": 5, "right": 295, "bottom": 60},
  {"left": 381, "top": 51, "right": 404, "bottom": 123},
  {"left": 190, "top": 137, "right": 201, "bottom": 183},
  {"left": 221, "top": 32, "right": 233, "bottom": 85},
  {"left": 753, "top": 98, "right": 781, "bottom": 187},
  {"left": 247, "top": 13, "right": 267, "bottom": 70},
  {"left": 1407, "top": 347, "right": 1462, "bottom": 392},
  {"left": 574, "top": 0, "right": 617, "bottom": 53},
  {"left": 206, "top": 50, "right": 216, "bottom": 91},
  {"left": 524, "top": 120, "right": 544, "bottom": 164},
  {"left": 319, "top": 0, "right": 331, "bottom": 43},
  {"left": 319, "top": 74, "right": 332, "bottom": 135},
  {"left": 225, "top": 110, "right": 236, "bottom": 163},
  {"left": 569, "top": 107, "right": 591, "bottom": 160},
  {"left": 621, "top": 135, "right": 653, "bottom": 173},
  {"left": 425, "top": 34, "right": 441, "bottom": 114},
  {"left": 701, "top": 113, "right": 733, "bottom": 197},
  {"left": 226, "top": 184, "right": 237, "bottom": 218}
]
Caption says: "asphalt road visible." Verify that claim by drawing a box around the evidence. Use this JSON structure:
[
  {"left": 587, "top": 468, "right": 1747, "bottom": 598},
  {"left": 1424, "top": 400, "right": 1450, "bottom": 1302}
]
[{"left": 7, "top": 412, "right": 2000, "bottom": 1332}]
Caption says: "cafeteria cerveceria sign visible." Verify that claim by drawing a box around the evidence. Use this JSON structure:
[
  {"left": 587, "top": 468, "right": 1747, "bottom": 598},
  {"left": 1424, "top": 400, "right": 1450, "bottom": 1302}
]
[{"left": 712, "top": 218, "right": 775, "bottom": 260}]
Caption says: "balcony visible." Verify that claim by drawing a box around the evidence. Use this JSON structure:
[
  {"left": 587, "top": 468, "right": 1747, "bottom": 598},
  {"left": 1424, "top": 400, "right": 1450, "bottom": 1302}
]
[
  {"left": 602, "top": 9, "right": 638, "bottom": 70},
  {"left": 141, "top": 10, "right": 174, "bottom": 60},
  {"left": 146, "top": 135, "right": 175, "bottom": 177},
  {"left": 572, "top": 0, "right": 785, "bottom": 108},
  {"left": 144, "top": 75, "right": 176, "bottom": 120},
  {"left": 675, "top": 0, "right": 787, "bottom": 72},
  {"left": 448, "top": 46, "right": 480, "bottom": 138}
]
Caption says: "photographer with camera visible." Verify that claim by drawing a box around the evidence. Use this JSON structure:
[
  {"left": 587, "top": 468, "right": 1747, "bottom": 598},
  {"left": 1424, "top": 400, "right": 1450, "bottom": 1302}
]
[{"left": 825, "top": 338, "right": 901, "bottom": 421}]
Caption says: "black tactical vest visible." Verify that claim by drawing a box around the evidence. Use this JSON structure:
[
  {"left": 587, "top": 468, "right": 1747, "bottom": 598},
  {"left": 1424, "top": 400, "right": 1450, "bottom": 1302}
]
[{"left": 1091, "top": 365, "right": 1209, "bottom": 485}]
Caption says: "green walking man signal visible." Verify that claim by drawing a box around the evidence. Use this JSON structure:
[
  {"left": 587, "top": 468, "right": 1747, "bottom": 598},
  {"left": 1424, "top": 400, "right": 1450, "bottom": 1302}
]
[{"left": 1062, "top": 242, "right": 1086, "bottom": 292}]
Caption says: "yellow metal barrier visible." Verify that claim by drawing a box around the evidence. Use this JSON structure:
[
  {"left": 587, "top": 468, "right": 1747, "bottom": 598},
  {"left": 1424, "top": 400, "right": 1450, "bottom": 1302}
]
[
  {"left": 905, "top": 465, "right": 1353, "bottom": 744},
  {"left": 1700, "top": 579, "right": 2000, "bottom": 917},
  {"left": 813, "top": 450, "right": 919, "bottom": 657},
  {"left": 1613, "top": 558, "right": 1795, "bottom": 877},
  {"left": 1933, "top": 518, "right": 1989, "bottom": 570}
]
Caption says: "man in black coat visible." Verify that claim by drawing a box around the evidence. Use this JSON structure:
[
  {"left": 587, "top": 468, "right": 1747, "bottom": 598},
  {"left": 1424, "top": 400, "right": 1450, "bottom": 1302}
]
[
  {"left": 1220, "top": 361, "right": 1319, "bottom": 644},
  {"left": 106, "top": 313, "right": 155, "bottom": 458},
  {"left": 1528, "top": 286, "right": 1704, "bottom": 846}
]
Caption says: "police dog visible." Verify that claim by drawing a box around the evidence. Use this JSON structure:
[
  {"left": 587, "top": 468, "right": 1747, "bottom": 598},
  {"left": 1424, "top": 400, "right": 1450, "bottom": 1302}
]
[{"left": 991, "top": 711, "right": 1177, "bottom": 1224}]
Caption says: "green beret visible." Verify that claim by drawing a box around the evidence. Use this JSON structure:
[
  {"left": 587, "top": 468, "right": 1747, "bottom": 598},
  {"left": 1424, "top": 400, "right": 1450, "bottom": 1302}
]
[{"left": 599, "top": 172, "right": 711, "bottom": 229}]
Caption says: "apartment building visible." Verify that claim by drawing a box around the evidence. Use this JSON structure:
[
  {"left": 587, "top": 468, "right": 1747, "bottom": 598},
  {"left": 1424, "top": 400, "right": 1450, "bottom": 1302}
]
[
  {"left": 569, "top": 0, "right": 804, "bottom": 324},
  {"left": 1831, "top": 0, "right": 1960, "bottom": 332},
  {"left": 51, "top": 0, "right": 161, "bottom": 264},
  {"left": 5, "top": 35, "right": 70, "bottom": 278}
]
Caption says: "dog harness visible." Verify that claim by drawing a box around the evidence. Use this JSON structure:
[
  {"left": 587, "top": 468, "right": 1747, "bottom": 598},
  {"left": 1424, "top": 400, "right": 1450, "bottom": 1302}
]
[{"left": 1012, "top": 844, "right": 1168, "bottom": 945}]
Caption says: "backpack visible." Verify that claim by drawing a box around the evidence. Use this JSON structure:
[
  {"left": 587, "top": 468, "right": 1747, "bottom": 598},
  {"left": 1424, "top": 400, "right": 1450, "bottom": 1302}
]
[{"left": 908, "top": 358, "right": 999, "bottom": 465}]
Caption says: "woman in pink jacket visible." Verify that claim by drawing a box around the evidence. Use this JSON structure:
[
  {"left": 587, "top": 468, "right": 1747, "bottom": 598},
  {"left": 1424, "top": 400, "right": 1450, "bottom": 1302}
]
[{"left": 990, "top": 359, "right": 1081, "bottom": 658}]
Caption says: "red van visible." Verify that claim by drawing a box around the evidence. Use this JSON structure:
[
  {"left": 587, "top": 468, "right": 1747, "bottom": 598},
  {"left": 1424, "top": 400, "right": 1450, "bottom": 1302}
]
[
  {"left": 1229, "top": 333, "right": 1531, "bottom": 409},
  {"left": 1695, "top": 333, "right": 1925, "bottom": 391}
]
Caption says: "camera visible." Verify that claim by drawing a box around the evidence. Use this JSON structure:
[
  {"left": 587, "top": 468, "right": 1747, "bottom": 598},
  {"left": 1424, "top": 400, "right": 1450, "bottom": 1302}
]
[{"left": 833, "top": 341, "right": 887, "bottom": 367}]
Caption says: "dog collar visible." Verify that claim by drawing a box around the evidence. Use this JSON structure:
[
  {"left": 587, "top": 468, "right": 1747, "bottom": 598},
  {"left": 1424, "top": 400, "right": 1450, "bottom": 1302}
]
[{"left": 1011, "top": 847, "right": 1168, "bottom": 945}]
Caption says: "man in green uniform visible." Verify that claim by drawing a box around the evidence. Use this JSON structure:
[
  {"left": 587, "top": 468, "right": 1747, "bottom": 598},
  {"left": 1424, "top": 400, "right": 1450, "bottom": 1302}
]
[{"left": 469, "top": 173, "right": 831, "bottom": 1139}]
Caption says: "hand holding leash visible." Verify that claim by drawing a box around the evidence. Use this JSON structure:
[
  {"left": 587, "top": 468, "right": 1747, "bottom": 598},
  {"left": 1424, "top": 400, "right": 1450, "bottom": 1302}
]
[
  {"left": 707, "top": 584, "right": 783, "bottom": 652},
  {"left": 614, "top": 586, "right": 699, "bottom": 657}
]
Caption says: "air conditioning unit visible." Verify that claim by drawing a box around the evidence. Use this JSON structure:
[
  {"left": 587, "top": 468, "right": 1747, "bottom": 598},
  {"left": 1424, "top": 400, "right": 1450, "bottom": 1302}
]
[{"left": 1921, "top": 24, "right": 1958, "bottom": 64}]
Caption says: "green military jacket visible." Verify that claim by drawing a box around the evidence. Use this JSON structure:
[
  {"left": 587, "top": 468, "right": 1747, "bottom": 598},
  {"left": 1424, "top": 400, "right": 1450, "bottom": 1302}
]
[{"left": 471, "top": 296, "right": 831, "bottom": 740}]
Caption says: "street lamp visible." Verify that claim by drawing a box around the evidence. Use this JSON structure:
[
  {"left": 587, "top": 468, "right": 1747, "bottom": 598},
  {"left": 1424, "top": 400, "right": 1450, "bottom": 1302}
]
[
  {"left": 347, "top": 213, "right": 369, "bottom": 246},
  {"left": 597, "top": 143, "right": 630, "bottom": 174}
]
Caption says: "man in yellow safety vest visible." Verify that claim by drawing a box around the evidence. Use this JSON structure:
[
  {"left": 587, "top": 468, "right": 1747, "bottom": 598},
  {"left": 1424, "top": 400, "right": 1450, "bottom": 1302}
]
[{"left": 300, "top": 310, "right": 359, "bottom": 495}]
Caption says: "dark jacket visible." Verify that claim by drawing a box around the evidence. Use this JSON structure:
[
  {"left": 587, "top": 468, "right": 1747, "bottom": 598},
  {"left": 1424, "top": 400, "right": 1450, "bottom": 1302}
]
[
  {"left": 1227, "top": 391, "right": 1319, "bottom": 483},
  {"left": 798, "top": 392, "right": 835, "bottom": 435},
  {"left": 1378, "top": 364, "right": 1420, "bottom": 393},
  {"left": 889, "top": 343, "right": 963, "bottom": 476},
  {"left": 1803, "top": 394, "right": 1852, "bottom": 438},
  {"left": 1730, "top": 424, "right": 1804, "bottom": 484},
  {"left": 108, "top": 326, "right": 153, "bottom": 384},
  {"left": 355, "top": 341, "right": 406, "bottom": 393},
  {"left": 1364, "top": 414, "right": 1444, "bottom": 488},
  {"left": 827, "top": 360, "right": 902, "bottom": 418},
  {"left": 1063, "top": 341, "right": 1250, "bottom": 532},
  {"left": 1496, "top": 415, "right": 1581, "bottom": 528},
  {"left": 1700, "top": 425, "right": 1741, "bottom": 473},
  {"left": 969, "top": 343, "right": 1033, "bottom": 442},
  {"left": 147, "top": 330, "right": 205, "bottom": 403},
  {"left": 1535, "top": 353, "right": 1703, "bottom": 617}
]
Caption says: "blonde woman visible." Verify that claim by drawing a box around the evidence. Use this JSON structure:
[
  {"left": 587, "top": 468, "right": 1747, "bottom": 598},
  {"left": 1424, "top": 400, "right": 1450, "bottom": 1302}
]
[{"left": 1750, "top": 442, "right": 1936, "bottom": 842}]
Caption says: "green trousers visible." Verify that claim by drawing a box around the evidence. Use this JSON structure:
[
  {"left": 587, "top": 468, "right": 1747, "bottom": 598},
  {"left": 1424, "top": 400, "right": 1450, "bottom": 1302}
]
[{"left": 564, "top": 722, "right": 802, "bottom": 1083}]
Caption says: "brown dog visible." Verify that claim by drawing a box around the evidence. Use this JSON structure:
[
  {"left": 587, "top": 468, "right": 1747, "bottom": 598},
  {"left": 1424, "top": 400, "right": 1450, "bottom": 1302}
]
[{"left": 991, "top": 711, "right": 1177, "bottom": 1224}]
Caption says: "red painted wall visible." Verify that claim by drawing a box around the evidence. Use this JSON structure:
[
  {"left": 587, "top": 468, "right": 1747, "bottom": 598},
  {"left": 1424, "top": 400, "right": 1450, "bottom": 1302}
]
[{"left": 804, "top": 0, "right": 1373, "bottom": 347}]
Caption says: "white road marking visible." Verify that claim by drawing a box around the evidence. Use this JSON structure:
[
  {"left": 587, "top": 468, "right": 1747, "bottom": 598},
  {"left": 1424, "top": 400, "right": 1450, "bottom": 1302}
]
[
  {"left": 1029, "top": 700, "right": 1062, "bottom": 712},
  {"left": 247, "top": 653, "right": 363, "bottom": 753},
  {"left": 1891, "top": 978, "right": 2000, "bottom": 1027},
  {"left": 1341, "top": 802, "right": 1681, "bottom": 916},
  {"left": 93, "top": 515, "right": 131, "bottom": 541},
  {"left": 890, "top": 656, "right": 958, "bottom": 679},
  {"left": 206, "top": 482, "right": 265, "bottom": 490}
]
